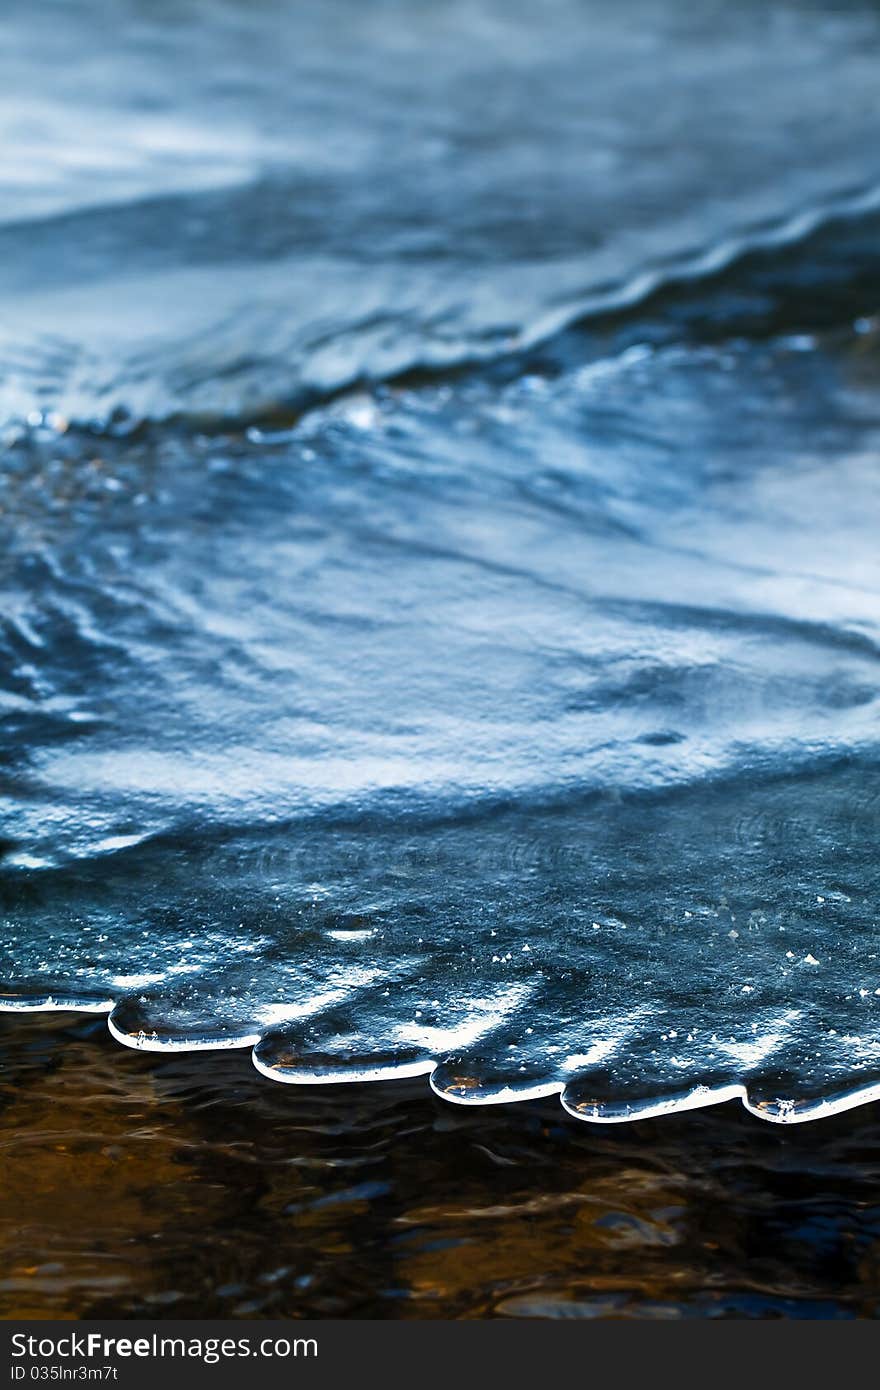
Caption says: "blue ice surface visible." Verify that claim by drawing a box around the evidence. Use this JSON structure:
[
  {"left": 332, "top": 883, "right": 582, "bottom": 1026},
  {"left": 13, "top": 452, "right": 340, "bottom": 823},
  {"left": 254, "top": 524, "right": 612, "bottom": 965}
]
[{"left": 2, "top": 0, "right": 880, "bottom": 1122}]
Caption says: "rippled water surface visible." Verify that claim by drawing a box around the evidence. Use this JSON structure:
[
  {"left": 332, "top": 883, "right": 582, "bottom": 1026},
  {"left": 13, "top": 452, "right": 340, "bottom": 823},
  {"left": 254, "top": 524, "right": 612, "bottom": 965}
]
[{"left": 2, "top": 0, "right": 880, "bottom": 1132}]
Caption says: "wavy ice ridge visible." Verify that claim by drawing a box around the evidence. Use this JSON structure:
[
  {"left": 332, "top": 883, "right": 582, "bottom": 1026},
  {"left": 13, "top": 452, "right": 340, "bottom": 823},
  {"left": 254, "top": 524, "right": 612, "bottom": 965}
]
[{"left": 5, "top": 0, "right": 880, "bottom": 430}]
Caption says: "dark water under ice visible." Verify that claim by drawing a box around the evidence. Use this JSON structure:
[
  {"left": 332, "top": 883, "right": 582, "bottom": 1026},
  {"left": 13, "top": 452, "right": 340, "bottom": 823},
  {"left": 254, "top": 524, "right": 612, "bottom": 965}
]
[
  {"left": 2, "top": 0, "right": 880, "bottom": 1128},
  {"left": 7, "top": 1010, "right": 880, "bottom": 1319}
]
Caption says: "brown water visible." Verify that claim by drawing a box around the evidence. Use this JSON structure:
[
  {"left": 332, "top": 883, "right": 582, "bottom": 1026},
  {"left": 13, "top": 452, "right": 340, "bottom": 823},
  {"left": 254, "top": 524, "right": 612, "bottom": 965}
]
[{"left": 2, "top": 1011, "right": 880, "bottom": 1320}]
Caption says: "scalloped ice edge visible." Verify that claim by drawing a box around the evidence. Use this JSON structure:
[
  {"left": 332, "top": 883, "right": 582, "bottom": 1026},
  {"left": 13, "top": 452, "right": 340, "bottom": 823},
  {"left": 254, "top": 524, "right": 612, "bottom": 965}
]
[{"left": 4, "top": 994, "right": 880, "bottom": 1125}]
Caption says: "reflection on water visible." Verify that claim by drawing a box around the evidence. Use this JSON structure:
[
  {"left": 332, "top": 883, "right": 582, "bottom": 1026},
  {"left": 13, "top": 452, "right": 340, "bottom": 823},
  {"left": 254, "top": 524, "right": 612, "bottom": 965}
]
[{"left": 3, "top": 1011, "right": 880, "bottom": 1319}]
